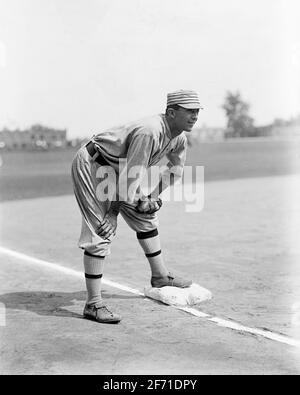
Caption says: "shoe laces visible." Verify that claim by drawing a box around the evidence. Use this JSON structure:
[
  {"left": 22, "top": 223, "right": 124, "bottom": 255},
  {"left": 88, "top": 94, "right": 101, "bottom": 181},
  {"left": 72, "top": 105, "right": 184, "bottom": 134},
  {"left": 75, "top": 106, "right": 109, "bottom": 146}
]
[{"left": 95, "top": 304, "right": 114, "bottom": 317}]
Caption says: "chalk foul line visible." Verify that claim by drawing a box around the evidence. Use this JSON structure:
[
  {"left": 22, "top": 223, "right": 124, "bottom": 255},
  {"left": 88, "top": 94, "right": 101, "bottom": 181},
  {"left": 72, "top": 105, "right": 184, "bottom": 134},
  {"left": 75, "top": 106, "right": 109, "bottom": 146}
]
[{"left": 0, "top": 245, "right": 299, "bottom": 349}]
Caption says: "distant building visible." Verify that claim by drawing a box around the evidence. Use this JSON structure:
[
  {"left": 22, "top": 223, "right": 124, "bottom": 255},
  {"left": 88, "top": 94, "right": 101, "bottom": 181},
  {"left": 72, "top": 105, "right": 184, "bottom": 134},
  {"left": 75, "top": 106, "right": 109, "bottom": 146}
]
[
  {"left": 0, "top": 124, "right": 67, "bottom": 150},
  {"left": 255, "top": 117, "right": 300, "bottom": 138}
]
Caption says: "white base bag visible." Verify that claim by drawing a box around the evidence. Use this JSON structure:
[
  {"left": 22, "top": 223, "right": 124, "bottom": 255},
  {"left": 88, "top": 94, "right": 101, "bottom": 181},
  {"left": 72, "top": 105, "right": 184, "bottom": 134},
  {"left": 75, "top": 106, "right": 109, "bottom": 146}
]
[{"left": 144, "top": 283, "right": 212, "bottom": 307}]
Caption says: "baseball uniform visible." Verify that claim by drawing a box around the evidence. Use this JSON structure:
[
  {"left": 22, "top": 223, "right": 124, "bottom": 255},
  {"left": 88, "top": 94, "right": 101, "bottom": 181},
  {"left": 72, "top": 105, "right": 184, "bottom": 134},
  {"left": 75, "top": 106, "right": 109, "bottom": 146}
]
[{"left": 71, "top": 113, "right": 187, "bottom": 257}]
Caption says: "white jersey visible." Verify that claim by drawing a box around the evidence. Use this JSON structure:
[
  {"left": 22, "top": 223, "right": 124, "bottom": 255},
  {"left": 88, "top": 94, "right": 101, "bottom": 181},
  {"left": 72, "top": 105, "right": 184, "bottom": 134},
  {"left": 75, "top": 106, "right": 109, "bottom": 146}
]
[{"left": 92, "top": 114, "right": 187, "bottom": 202}]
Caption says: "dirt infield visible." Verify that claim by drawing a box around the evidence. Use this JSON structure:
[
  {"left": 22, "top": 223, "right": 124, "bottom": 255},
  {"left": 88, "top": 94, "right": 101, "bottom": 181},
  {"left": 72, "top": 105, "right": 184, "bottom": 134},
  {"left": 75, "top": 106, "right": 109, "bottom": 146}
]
[{"left": 1, "top": 174, "right": 300, "bottom": 374}]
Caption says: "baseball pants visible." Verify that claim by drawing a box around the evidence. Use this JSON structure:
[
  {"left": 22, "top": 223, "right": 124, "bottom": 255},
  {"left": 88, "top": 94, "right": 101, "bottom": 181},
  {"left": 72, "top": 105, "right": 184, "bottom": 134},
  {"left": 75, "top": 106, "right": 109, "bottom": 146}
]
[{"left": 71, "top": 143, "right": 159, "bottom": 257}]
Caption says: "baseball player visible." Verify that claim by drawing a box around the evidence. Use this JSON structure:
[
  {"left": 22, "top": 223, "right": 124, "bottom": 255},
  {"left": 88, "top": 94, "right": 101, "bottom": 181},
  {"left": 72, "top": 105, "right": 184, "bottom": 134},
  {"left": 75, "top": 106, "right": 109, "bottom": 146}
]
[{"left": 71, "top": 90, "right": 202, "bottom": 324}]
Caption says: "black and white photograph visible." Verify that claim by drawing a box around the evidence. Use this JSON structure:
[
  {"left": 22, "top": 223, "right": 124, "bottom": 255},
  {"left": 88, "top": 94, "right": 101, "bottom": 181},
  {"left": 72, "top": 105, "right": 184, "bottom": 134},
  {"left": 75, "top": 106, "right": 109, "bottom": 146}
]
[{"left": 0, "top": 0, "right": 300, "bottom": 377}]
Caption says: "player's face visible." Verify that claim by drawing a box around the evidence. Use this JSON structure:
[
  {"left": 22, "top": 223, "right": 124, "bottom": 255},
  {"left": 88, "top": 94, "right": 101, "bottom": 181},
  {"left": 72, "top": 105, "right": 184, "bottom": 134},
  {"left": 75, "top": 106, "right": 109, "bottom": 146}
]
[{"left": 174, "top": 107, "right": 199, "bottom": 132}]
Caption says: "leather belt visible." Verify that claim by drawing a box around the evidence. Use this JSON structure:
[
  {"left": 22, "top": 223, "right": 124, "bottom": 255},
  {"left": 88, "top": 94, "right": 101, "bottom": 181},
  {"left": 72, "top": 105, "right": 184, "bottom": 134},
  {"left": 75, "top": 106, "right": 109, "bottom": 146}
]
[{"left": 86, "top": 141, "right": 109, "bottom": 166}]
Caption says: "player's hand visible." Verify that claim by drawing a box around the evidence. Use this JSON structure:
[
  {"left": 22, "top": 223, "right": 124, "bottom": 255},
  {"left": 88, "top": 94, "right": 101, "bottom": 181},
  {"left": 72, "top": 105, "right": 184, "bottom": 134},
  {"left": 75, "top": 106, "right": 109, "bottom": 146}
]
[
  {"left": 97, "top": 212, "right": 118, "bottom": 239},
  {"left": 136, "top": 196, "right": 162, "bottom": 214}
]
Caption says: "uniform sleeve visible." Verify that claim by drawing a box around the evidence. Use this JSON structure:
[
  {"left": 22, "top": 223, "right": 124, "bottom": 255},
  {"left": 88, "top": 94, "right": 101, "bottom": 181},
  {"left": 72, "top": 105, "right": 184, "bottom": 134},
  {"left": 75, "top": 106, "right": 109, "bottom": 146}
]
[
  {"left": 118, "top": 133, "right": 156, "bottom": 203},
  {"left": 161, "top": 135, "right": 187, "bottom": 184}
]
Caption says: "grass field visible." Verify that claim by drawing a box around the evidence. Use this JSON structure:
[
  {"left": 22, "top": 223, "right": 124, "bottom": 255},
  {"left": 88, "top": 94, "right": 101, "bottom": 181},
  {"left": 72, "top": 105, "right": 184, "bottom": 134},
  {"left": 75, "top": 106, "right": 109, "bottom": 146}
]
[{"left": 0, "top": 138, "right": 299, "bottom": 201}]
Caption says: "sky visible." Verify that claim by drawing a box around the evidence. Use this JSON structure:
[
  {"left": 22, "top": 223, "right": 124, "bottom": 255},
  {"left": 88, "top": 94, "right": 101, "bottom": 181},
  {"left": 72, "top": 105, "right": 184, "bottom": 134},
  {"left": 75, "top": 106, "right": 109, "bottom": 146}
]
[{"left": 0, "top": 0, "right": 299, "bottom": 138}]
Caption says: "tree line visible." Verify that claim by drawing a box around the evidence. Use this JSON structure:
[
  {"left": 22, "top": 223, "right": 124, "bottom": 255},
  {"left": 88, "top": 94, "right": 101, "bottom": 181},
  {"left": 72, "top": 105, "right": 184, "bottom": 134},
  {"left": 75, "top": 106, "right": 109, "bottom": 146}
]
[{"left": 222, "top": 91, "right": 299, "bottom": 138}]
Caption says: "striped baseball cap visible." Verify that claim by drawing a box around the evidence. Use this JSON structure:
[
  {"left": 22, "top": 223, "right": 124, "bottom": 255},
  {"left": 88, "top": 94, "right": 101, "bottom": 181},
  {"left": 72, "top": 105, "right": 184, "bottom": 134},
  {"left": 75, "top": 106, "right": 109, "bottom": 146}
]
[{"left": 167, "top": 90, "right": 203, "bottom": 110}]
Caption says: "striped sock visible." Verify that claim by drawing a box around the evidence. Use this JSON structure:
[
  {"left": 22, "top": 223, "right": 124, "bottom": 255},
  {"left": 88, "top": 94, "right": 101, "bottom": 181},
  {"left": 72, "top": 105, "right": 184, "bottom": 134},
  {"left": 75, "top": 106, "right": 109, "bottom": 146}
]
[
  {"left": 83, "top": 251, "right": 105, "bottom": 306},
  {"left": 137, "top": 229, "right": 169, "bottom": 278}
]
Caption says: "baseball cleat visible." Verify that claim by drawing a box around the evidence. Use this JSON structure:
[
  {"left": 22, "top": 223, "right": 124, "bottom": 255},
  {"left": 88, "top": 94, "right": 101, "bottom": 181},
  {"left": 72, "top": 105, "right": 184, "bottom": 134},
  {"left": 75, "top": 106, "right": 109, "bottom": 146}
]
[
  {"left": 151, "top": 272, "right": 192, "bottom": 288},
  {"left": 83, "top": 302, "right": 122, "bottom": 324}
]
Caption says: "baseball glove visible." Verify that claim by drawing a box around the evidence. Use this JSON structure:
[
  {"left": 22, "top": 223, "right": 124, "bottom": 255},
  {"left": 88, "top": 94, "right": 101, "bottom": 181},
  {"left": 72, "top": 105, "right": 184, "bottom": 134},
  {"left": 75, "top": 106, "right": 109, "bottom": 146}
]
[{"left": 136, "top": 196, "right": 163, "bottom": 214}]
